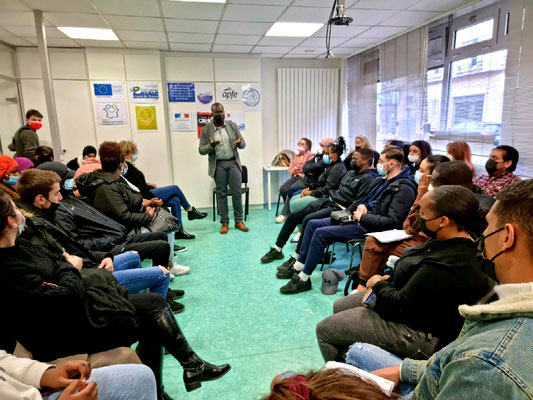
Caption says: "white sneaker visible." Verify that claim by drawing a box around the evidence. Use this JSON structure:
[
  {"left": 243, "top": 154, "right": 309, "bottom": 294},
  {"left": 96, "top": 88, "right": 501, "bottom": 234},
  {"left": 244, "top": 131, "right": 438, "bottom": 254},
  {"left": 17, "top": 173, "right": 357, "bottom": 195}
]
[
  {"left": 169, "top": 273, "right": 176, "bottom": 281},
  {"left": 275, "top": 215, "right": 287, "bottom": 223},
  {"left": 290, "top": 232, "right": 301, "bottom": 243},
  {"left": 169, "top": 263, "right": 191, "bottom": 276}
]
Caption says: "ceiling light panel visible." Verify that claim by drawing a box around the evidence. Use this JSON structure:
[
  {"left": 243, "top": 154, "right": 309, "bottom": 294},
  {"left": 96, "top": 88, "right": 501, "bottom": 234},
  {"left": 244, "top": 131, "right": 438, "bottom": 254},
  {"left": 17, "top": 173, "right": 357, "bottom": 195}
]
[
  {"left": 266, "top": 22, "right": 323, "bottom": 38},
  {"left": 58, "top": 27, "right": 119, "bottom": 40}
]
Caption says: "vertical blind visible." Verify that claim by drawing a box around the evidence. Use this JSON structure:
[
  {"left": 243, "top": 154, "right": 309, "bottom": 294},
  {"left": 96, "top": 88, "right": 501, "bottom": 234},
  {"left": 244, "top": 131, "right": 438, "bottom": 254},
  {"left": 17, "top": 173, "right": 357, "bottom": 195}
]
[{"left": 277, "top": 68, "right": 339, "bottom": 152}]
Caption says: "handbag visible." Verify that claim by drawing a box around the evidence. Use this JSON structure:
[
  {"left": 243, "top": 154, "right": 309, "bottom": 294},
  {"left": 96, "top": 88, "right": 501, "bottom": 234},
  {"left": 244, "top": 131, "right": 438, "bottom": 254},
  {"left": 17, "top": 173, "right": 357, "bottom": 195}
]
[
  {"left": 148, "top": 207, "right": 180, "bottom": 233},
  {"left": 330, "top": 210, "right": 358, "bottom": 225}
]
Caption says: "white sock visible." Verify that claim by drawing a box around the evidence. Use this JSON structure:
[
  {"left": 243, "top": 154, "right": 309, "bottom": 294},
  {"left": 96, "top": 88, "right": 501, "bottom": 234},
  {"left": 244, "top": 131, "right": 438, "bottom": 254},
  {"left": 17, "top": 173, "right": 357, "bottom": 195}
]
[
  {"left": 298, "top": 271, "right": 309, "bottom": 281},
  {"left": 293, "top": 261, "right": 304, "bottom": 271},
  {"left": 274, "top": 245, "right": 282, "bottom": 252}
]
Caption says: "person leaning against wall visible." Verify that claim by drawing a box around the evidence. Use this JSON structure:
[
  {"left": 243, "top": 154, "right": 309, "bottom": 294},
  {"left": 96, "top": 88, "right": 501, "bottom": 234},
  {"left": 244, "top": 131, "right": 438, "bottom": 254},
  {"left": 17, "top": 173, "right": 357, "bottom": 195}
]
[
  {"left": 9, "top": 109, "right": 43, "bottom": 159},
  {"left": 198, "top": 102, "right": 248, "bottom": 235}
]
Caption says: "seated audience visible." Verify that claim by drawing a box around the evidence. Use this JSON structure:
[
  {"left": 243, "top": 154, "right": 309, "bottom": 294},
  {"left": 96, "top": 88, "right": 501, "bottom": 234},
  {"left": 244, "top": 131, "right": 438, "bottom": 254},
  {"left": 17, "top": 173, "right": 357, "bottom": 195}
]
[
  {"left": 14, "top": 157, "right": 34, "bottom": 172},
  {"left": 275, "top": 138, "right": 314, "bottom": 222},
  {"left": 33, "top": 145, "right": 54, "bottom": 166},
  {"left": 67, "top": 145, "right": 97, "bottom": 171},
  {"left": 261, "top": 148, "right": 379, "bottom": 265},
  {"left": 279, "top": 147, "right": 416, "bottom": 294},
  {"left": 8, "top": 108, "right": 43, "bottom": 159},
  {"left": 348, "top": 179, "right": 533, "bottom": 399},
  {"left": 0, "top": 350, "right": 157, "bottom": 400},
  {"left": 407, "top": 140, "right": 432, "bottom": 174},
  {"left": 74, "top": 153, "right": 102, "bottom": 180},
  {"left": 446, "top": 141, "right": 475, "bottom": 174},
  {"left": 262, "top": 368, "right": 400, "bottom": 400},
  {"left": 0, "top": 155, "right": 20, "bottom": 199},
  {"left": 474, "top": 145, "right": 521, "bottom": 197},
  {"left": 288, "top": 137, "right": 347, "bottom": 213},
  {"left": 344, "top": 135, "right": 373, "bottom": 170},
  {"left": 316, "top": 185, "right": 493, "bottom": 362},
  {"left": 0, "top": 192, "right": 231, "bottom": 399},
  {"left": 119, "top": 140, "right": 206, "bottom": 240}
]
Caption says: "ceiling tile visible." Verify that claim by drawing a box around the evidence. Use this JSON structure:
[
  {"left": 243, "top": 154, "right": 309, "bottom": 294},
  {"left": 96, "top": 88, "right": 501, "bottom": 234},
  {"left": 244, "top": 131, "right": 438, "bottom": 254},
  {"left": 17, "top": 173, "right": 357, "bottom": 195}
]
[
  {"left": 380, "top": 10, "right": 441, "bottom": 26},
  {"left": 23, "top": 0, "right": 96, "bottom": 13},
  {"left": 283, "top": 54, "right": 319, "bottom": 58},
  {"left": 0, "top": 12, "right": 51, "bottom": 26},
  {"left": 106, "top": 16, "right": 164, "bottom": 31},
  {"left": 313, "top": 24, "right": 370, "bottom": 38},
  {"left": 2, "top": 26, "right": 67, "bottom": 38},
  {"left": 0, "top": 0, "right": 31, "bottom": 11},
  {"left": 91, "top": 0, "right": 160, "bottom": 17},
  {"left": 167, "top": 32, "right": 214, "bottom": 44},
  {"left": 351, "top": 0, "right": 419, "bottom": 10},
  {"left": 338, "top": 36, "right": 380, "bottom": 47},
  {"left": 357, "top": 25, "right": 406, "bottom": 38},
  {"left": 345, "top": 8, "right": 399, "bottom": 25},
  {"left": 212, "top": 44, "right": 253, "bottom": 53},
  {"left": 45, "top": 13, "right": 109, "bottom": 28},
  {"left": 169, "top": 43, "right": 211, "bottom": 52},
  {"left": 116, "top": 30, "right": 166, "bottom": 41},
  {"left": 251, "top": 45, "right": 293, "bottom": 54},
  {"left": 24, "top": 37, "right": 81, "bottom": 47},
  {"left": 222, "top": 4, "right": 285, "bottom": 22},
  {"left": 75, "top": 39, "right": 125, "bottom": 47},
  {"left": 257, "top": 36, "right": 305, "bottom": 46},
  {"left": 331, "top": 46, "right": 364, "bottom": 55},
  {"left": 165, "top": 19, "right": 217, "bottom": 34},
  {"left": 0, "top": 28, "right": 15, "bottom": 39},
  {"left": 215, "top": 34, "right": 261, "bottom": 45},
  {"left": 123, "top": 40, "right": 168, "bottom": 49},
  {"left": 229, "top": 0, "right": 291, "bottom": 4},
  {"left": 409, "top": 0, "right": 473, "bottom": 12},
  {"left": 279, "top": 7, "right": 331, "bottom": 23},
  {"left": 161, "top": 1, "right": 224, "bottom": 20},
  {"left": 293, "top": 0, "right": 356, "bottom": 6},
  {"left": 288, "top": 46, "right": 324, "bottom": 55},
  {"left": 1, "top": 37, "right": 33, "bottom": 46},
  {"left": 218, "top": 21, "right": 271, "bottom": 35},
  {"left": 259, "top": 53, "right": 285, "bottom": 58},
  {"left": 299, "top": 36, "right": 345, "bottom": 47}
]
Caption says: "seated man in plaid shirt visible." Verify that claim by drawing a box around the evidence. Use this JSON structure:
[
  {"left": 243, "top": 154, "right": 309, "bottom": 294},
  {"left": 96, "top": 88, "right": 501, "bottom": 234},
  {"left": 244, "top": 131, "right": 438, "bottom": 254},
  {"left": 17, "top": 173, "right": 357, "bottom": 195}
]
[{"left": 474, "top": 145, "right": 521, "bottom": 197}]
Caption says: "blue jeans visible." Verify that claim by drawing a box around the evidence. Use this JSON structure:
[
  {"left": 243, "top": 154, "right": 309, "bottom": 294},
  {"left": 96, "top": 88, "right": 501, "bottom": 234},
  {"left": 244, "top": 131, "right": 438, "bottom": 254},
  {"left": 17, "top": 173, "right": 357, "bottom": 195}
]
[
  {"left": 113, "top": 251, "right": 170, "bottom": 297},
  {"left": 298, "top": 218, "right": 367, "bottom": 275},
  {"left": 346, "top": 343, "right": 415, "bottom": 398},
  {"left": 151, "top": 185, "right": 191, "bottom": 226},
  {"left": 44, "top": 364, "right": 157, "bottom": 400}
]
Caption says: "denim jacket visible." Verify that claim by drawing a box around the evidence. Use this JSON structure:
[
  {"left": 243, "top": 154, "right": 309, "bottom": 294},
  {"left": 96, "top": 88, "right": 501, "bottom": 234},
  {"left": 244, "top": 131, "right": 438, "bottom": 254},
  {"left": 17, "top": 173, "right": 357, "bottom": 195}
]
[{"left": 401, "top": 283, "right": 533, "bottom": 399}]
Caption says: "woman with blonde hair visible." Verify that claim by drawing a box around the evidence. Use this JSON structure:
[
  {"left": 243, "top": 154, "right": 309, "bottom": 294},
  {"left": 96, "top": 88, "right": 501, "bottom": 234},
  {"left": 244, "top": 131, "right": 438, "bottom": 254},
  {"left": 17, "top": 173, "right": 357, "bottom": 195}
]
[
  {"left": 446, "top": 141, "right": 475, "bottom": 175},
  {"left": 345, "top": 135, "right": 373, "bottom": 169}
]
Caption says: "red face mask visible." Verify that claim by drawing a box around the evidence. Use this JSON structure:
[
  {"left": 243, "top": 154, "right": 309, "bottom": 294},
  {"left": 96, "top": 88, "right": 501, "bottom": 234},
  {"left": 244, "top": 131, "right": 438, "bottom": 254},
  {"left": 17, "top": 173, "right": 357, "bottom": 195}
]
[{"left": 29, "top": 121, "right": 42, "bottom": 130}]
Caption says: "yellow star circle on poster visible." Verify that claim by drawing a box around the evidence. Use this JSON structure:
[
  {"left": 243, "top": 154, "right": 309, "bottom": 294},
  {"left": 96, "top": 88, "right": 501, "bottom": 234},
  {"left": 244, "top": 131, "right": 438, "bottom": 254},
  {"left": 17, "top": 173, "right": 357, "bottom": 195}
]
[{"left": 135, "top": 105, "right": 158, "bottom": 130}]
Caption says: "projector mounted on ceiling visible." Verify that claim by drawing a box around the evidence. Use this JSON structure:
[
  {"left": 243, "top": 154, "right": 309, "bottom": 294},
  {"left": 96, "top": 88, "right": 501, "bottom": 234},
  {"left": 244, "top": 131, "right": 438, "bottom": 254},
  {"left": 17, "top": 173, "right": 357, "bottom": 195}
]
[{"left": 325, "top": 0, "right": 353, "bottom": 58}]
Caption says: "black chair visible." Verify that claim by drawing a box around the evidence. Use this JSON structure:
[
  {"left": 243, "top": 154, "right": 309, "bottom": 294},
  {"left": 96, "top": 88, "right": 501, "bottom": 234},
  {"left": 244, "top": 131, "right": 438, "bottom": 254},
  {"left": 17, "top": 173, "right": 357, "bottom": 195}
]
[
  {"left": 275, "top": 192, "right": 283, "bottom": 216},
  {"left": 212, "top": 165, "right": 249, "bottom": 221},
  {"left": 320, "top": 238, "right": 365, "bottom": 271}
]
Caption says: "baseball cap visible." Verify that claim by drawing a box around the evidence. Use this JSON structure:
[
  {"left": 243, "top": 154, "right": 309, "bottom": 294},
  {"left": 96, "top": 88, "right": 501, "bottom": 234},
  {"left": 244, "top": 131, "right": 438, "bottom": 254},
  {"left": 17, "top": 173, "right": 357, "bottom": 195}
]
[
  {"left": 37, "top": 161, "right": 75, "bottom": 180},
  {"left": 321, "top": 269, "right": 346, "bottom": 295}
]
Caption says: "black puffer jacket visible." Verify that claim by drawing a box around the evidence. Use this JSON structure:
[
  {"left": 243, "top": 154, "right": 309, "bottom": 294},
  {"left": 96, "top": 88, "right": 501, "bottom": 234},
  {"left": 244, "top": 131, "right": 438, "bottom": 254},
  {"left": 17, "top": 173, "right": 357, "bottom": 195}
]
[
  {"left": 309, "top": 160, "right": 347, "bottom": 198},
  {"left": 76, "top": 171, "right": 152, "bottom": 231},
  {"left": 373, "top": 238, "right": 493, "bottom": 347},
  {"left": 54, "top": 194, "right": 129, "bottom": 252},
  {"left": 331, "top": 169, "right": 380, "bottom": 207},
  {"left": 300, "top": 154, "right": 326, "bottom": 188}
]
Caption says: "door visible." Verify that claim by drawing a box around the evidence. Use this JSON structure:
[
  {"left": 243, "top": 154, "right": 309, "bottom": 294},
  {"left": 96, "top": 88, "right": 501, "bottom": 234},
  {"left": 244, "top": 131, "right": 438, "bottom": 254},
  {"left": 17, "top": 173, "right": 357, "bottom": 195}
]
[{"left": 0, "top": 79, "right": 23, "bottom": 155}]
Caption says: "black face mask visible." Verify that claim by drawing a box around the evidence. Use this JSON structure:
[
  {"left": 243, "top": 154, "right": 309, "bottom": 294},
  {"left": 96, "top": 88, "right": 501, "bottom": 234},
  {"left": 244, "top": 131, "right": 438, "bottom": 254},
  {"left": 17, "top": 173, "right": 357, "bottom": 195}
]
[
  {"left": 349, "top": 160, "right": 361, "bottom": 173},
  {"left": 43, "top": 199, "right": 60, "bottom": 219},
  {"left": 355, "top": 146, "right": 361, "bottom": 150},
  {"left": 476, "top": 227, "right": 506, "bottom": 282},
  {"left": 485, "top": 159, "right": 500, "bottom": 175},
  {"left": 418, "top": 215, "right": 443, "bottom": 239},
  {"left": 213, "top": 114, "right": 225, "bottom": 125}
]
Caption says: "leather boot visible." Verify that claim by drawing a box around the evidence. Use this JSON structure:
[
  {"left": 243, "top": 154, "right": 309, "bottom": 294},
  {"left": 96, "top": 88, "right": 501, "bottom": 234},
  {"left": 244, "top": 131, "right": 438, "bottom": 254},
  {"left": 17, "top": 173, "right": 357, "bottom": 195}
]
[
  {"left": 154, "top": 307, "right": 231, "bottom": 392},
  {"left": 174, "top": 226, "right": 195, "bottom": 240},
  {"left": 187, "top": 207, "right": 207, "bottom": 220},
  {"left": 136, "top": 340, "right": 174, "bottom": 400}
]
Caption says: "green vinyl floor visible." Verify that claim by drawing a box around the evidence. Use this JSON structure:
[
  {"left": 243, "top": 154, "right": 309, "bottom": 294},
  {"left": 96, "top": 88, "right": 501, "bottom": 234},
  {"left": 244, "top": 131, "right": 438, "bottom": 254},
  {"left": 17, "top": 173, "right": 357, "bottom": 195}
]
[{"left": 158, "top": 207, "right": 361, "bottom": 400}]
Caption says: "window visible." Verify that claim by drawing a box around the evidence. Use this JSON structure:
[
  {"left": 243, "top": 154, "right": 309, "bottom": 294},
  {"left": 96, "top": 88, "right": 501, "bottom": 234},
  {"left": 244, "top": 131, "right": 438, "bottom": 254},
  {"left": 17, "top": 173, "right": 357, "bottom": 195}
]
[
  {"left": 452, "top": 94, "right": 484, "bottom": 125},
  {"left": 454, "top": 19, "right": 494, "bottom": 49}
]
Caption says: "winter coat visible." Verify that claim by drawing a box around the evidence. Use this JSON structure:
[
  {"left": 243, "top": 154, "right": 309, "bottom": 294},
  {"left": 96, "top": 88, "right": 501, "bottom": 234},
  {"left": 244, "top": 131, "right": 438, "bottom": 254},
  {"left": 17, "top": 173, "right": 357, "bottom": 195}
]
[
  {"left": 300, "top": 154, "right": 327, "bottom": 188},
  {"left": 331, "top": 169, "right": 380, "bottom": 208},
  {"left": 76, "top": 171, "right": 152, "bottom": 231},
  {"left": 309, "top": 160, "right": 347, "bottom": 198},
  {"left": 8, "top": 125, "right": 39, "bottom": 159}
]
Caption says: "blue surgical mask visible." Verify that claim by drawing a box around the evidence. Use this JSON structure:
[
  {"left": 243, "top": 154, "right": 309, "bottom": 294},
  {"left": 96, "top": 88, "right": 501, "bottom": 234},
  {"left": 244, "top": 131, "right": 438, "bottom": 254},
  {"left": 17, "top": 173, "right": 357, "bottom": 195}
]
[
  {"left": 414, "top": 171, "right": 422, "bottom": 184},
  {"left": 16, "top": 210, "right": 25, "bottom": 235},
  {"left": 64, "top": 178, "right": 75, "bottom": 191},
  {"left": 377, "top": 164, "right": 387, "bottom": 176},
  {"left": 323, "top": 155, "right": 331, "bottom": 164},
  {"left": 131, "top": 154, "right": 139, "bottom": 162},
  {"left": 3, "top": 176, "right": 19, "bottom": 186},
  {"left": 122, "top": 165, "right": 129, "bottom": 175}
]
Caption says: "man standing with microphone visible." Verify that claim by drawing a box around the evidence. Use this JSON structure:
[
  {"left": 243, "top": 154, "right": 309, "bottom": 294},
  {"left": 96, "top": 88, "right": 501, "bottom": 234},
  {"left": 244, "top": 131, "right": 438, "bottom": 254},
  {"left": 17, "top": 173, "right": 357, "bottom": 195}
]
[{"left": 199, "top": 102, "right": 248, "bottom": 234}]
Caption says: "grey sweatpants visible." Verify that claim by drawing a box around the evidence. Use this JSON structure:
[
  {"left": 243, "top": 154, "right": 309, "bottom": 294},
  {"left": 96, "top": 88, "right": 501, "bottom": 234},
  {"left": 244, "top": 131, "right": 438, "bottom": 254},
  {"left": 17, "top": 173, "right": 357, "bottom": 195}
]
[
  {"left": 214, "top": 159, "right": 243, "bottom": 225},
  {"left": 315, "top": 291, "right": 439, "bottom": 362}
]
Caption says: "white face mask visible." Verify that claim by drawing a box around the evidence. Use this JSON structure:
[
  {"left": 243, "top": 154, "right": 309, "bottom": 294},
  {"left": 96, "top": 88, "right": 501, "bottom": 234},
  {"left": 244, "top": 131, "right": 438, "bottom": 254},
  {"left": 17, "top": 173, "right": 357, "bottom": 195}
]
[
  {"left": 408, "top": 154, "right": 420, "bottom": 163},
  {"left": 428, "top": 183, "right": 434, "bottom": 191}
]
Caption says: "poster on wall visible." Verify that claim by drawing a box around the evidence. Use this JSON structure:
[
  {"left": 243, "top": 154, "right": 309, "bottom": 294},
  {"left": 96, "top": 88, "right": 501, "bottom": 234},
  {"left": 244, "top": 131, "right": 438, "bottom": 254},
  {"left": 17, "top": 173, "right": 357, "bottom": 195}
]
[
  {"left": 216, "top": 83, "right": 242, "bottom": 105},
  {"left": 168, "top": 82, "right": 195, "bottom": 102},
  {"left": 93, "top": 82, "right": 125, "bottom": 102},
  {"left": 170, "top": 112, "right": 194, "bottom": 132},
  {"left": 197, "top": 112, "right": 211, "bottom": 138},
  {"left": 135, "top": 106, "right": 158, "bottom": 130},
  {"left": 95, "top": 102, "right": 128, "bottom": 125},
  {"left": 129, "top": 82, "right": 159, "bottom": 103},
  {"left": 226, "top": 112, "right": 245, "bottom": 132},
  {"left": 195, "top": 82, "right": 215, "bottom": 111},
  {"left": 242, "top": 84, "right": 261, "bottom": 111}
]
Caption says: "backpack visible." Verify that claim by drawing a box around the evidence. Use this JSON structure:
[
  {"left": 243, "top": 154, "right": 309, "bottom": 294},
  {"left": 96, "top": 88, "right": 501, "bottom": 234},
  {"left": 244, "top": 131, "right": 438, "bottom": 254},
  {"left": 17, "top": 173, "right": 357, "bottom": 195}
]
[{"left": 271, "top": 150, "right": 295, "bottom": 167}]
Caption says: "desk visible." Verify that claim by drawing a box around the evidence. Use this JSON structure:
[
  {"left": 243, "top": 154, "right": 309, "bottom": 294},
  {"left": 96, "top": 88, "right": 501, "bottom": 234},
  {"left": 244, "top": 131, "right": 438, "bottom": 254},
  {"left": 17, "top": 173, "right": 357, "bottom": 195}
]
[{"left": 263, "top": 165, "right": 289, "bottom": 211}]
